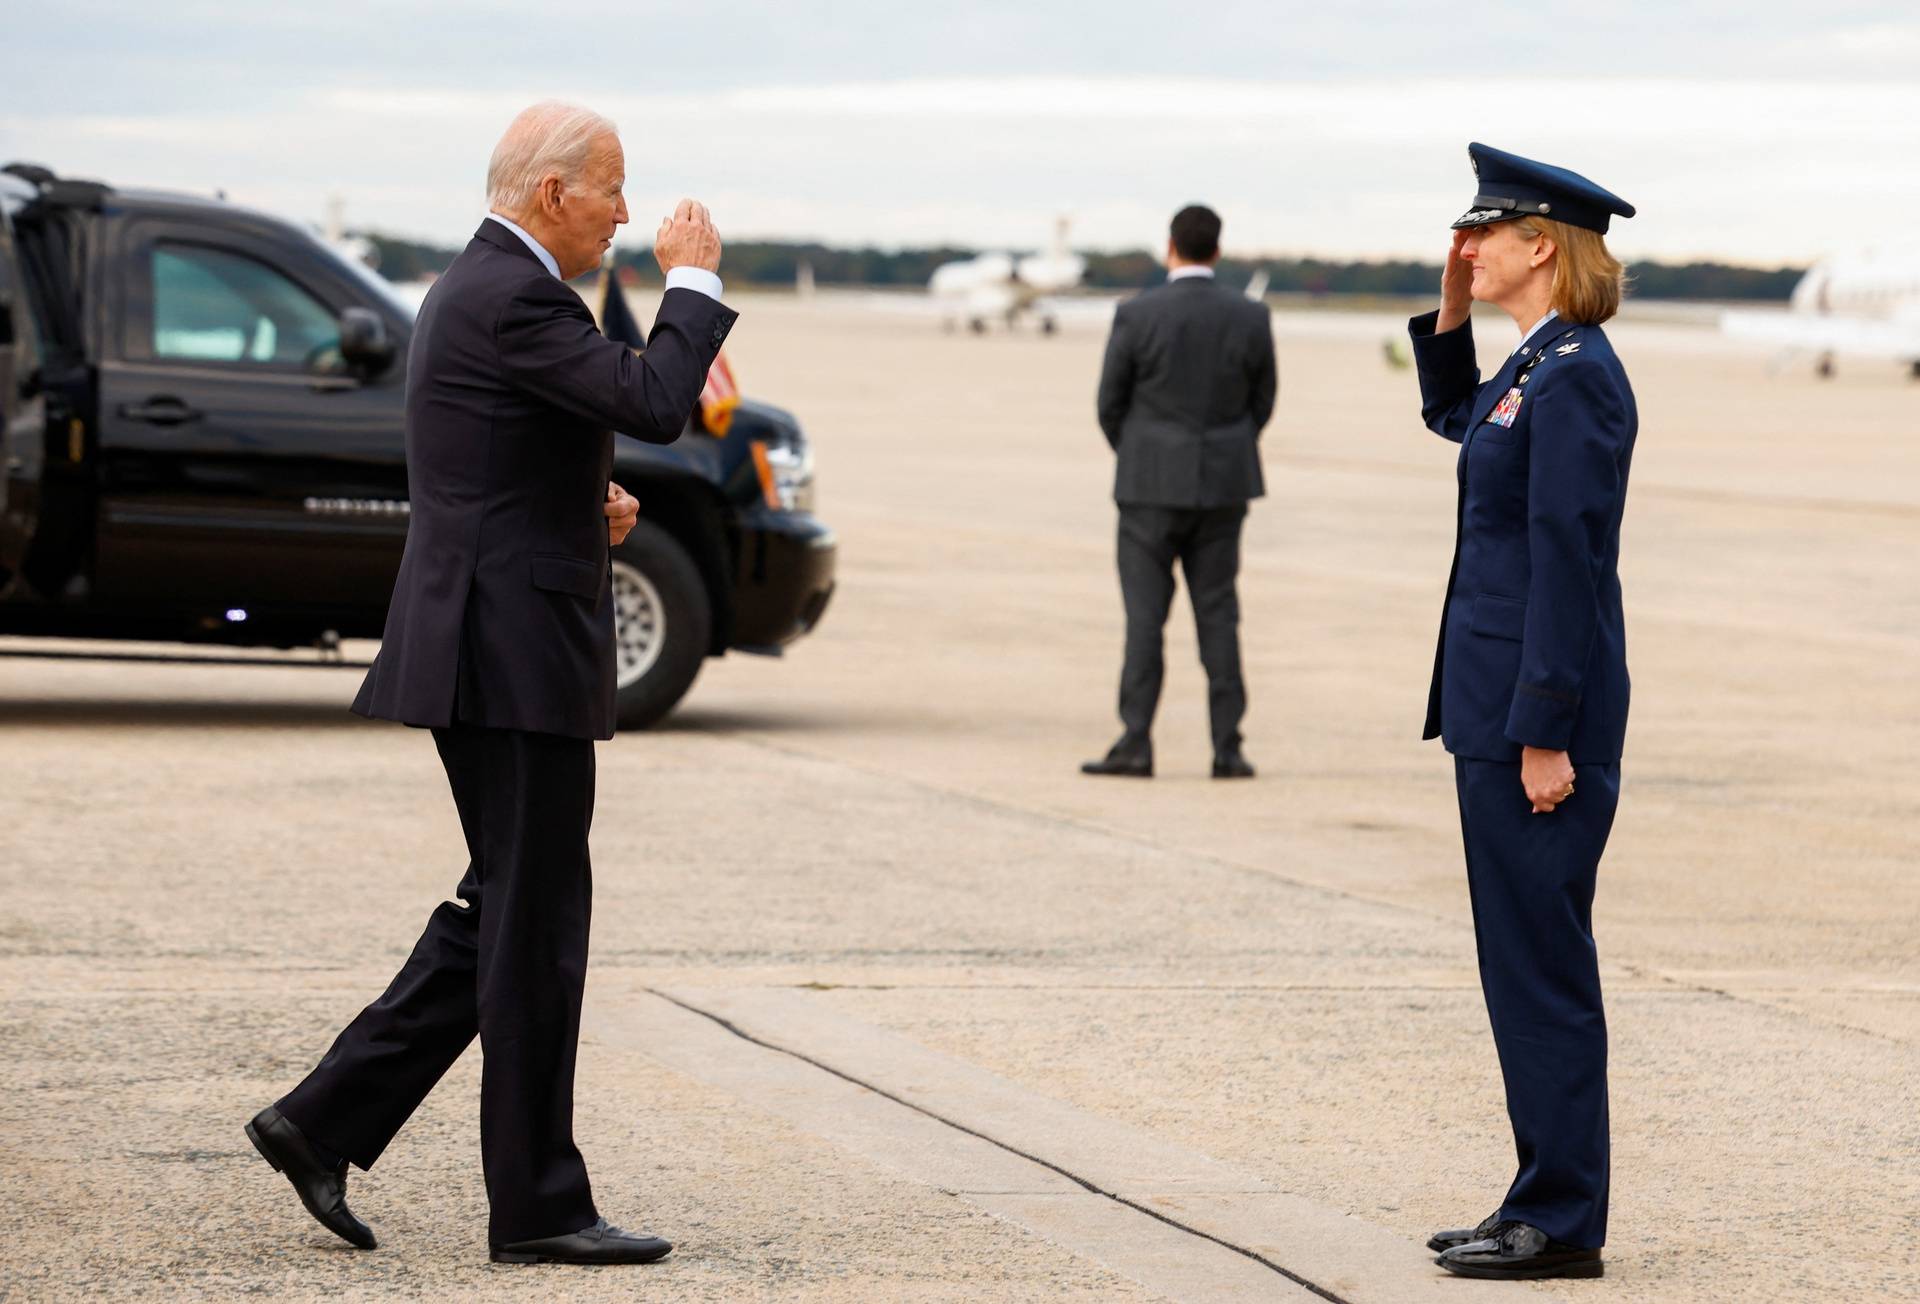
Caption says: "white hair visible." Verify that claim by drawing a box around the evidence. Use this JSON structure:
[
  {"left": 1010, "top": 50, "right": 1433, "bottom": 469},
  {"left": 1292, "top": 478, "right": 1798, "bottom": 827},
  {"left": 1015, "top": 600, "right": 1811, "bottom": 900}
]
[{"left": 486, "top": 101, "right": 618, "bottom": 215}]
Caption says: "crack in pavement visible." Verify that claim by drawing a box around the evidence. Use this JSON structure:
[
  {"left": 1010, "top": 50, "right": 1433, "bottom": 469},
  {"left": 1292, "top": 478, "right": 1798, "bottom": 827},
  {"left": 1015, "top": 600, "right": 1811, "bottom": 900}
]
[{"left": 649, "top": 986, "right": 1357, "bottom": 1304}]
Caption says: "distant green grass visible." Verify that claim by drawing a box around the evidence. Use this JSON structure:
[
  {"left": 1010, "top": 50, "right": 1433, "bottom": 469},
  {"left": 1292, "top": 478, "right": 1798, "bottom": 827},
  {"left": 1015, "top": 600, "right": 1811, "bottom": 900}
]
[{"left": 359, "top": 233, "right": 1802, "bottom": 302}]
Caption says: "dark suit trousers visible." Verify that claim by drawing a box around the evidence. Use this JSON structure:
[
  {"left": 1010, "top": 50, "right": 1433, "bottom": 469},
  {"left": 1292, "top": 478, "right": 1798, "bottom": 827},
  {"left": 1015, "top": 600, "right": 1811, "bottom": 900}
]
[
  {"left": 1455, "top": 756, "right": 1619, "bottom": 1249},
  {"left": 276, "top": 724, "right": 598, "bottom": 1246},
  {"left": 1115, "top": 503, "right": 1248, "bottom": 750}
]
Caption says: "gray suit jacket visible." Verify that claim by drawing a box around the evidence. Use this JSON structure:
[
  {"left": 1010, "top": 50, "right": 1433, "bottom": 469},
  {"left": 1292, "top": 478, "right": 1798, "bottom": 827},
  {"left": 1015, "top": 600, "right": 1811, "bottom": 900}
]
[{"left": 1096, "top": 276, "right": 1277, "bottom": 507}]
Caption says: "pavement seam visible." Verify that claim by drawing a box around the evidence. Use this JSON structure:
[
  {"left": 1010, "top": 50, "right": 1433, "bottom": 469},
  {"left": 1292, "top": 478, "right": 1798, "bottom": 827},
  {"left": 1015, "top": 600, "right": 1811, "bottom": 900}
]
[{"left": 648, "top": 987, "right": 1357, "bottom": 1304}]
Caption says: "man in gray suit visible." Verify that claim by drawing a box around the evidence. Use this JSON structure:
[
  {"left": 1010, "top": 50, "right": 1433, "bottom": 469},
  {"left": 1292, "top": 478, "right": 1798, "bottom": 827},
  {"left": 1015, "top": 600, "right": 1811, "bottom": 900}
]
[{"left": 1084, "top": 205, "right": 1276, "bottom": 779}]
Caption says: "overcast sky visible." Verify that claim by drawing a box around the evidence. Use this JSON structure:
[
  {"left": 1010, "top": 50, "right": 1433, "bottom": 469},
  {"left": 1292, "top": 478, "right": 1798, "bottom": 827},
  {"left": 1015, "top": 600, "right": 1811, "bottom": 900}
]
[{"left": 5, "top": 2, "right": 1918, "bottom": 265}]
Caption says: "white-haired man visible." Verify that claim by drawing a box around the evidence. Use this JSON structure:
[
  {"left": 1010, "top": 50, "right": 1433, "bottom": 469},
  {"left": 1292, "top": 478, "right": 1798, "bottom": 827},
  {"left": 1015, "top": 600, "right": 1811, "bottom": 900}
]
[{"left": 245, "top": 102, "right": 735, "bottom": 1266}]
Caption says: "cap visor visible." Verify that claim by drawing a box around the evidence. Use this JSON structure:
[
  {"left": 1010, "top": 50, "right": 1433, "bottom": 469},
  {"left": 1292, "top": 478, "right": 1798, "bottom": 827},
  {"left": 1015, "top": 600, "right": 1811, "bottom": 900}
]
[{"left": 1450, "top": 206, "right": 1520, "bottom": 230}]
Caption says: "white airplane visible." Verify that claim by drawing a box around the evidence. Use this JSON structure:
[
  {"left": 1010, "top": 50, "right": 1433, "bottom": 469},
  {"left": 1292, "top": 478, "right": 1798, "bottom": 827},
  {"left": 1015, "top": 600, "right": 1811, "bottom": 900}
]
[
  {"left": 1721, "top": 246, "right": 1920, "bottom": 379},
  {"left": 929, "top": 217, "right": 1086, "bottom": 334}
]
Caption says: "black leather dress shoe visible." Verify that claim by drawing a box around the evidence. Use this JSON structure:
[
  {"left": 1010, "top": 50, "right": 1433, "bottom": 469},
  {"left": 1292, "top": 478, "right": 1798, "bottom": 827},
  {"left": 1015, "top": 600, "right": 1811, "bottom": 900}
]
[
  {"left": 491, "top": 1216, "right": 673, "bottom": 1265},
  {"left": 1081, "top": 735, "right": 1152, "bottom": 778},
  {"left": 1211, "top": 748, "right": 1255, "bottom": 779},
  {"left": 1427, "top": 1211, "right": 1501, "bottom": 1253},
  {"left": 244, "top": 1105, "right": 376, "bottom": 1250},
  {"left": 1436, "top": 1221, "right": 1602, "bottom": 1279}
]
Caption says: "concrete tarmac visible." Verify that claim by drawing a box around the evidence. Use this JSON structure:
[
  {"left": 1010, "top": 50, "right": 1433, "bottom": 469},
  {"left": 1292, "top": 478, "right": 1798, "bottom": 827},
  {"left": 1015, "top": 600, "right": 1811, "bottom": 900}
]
[{"left": 1, "top": 292, "right": 1915, "bottom": 1301}]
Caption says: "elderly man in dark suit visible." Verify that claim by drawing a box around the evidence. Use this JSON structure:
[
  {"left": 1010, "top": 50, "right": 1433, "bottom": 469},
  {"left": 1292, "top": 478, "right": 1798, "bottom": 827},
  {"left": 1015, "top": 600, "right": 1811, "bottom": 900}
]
[
  {"left": 1084, "top": 205, "right": 1277, "bottom": 780},
  {"left": 244, "top": 101, "right": 735, "bottom": 1266}
]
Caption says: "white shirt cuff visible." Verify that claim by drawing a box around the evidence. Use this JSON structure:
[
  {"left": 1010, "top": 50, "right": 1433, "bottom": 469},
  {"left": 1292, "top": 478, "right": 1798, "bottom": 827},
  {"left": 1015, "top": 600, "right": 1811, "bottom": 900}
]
[{"left": 664, "top": 266, "right": 724, "bottom": 301}]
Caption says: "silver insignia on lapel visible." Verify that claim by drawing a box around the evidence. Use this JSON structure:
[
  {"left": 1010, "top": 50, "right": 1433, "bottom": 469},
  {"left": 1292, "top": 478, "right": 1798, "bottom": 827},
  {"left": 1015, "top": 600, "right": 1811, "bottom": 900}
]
[{"left": 1555, "top": 341, "right": 1581, "bottom": 356}]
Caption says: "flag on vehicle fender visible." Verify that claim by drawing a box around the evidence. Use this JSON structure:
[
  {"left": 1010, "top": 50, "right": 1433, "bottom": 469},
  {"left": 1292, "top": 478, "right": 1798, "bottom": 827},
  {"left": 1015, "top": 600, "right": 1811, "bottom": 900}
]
[{"left": 699, "top": 352, "right": 740, "bottom": 437}]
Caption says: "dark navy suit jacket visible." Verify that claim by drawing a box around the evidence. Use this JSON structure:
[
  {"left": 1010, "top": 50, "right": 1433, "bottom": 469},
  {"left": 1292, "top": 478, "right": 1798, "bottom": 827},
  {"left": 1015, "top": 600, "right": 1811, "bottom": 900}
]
[
  {"left": 1409, "top": 310, "right": 1636, "bottom": 763},
  {"left": 1097, "top": 276, "right": 1277, "bottom": 508},
  {"left": 353, "top": 220, "right": 736, "bottom": 740}
]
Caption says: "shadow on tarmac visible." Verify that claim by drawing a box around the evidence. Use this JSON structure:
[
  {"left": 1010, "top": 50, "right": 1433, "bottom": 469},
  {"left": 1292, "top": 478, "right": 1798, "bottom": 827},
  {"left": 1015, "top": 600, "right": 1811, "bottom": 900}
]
[
  {"left": 0, "top": 698, "right": 366, "bottom": 729},
  {"left": 645, "top": 700, "right": 943, "bottom": 737},
  {"left": 0, "top": 697, "right": 919, "bottom": 735}
]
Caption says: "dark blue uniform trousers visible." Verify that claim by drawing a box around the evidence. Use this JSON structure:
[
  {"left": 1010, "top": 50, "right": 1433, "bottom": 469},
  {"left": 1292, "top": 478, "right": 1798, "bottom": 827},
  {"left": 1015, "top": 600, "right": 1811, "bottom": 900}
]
[
  {"left": 277, "top": 724, "right": 599, "bottom": 1246},
  {"left": 1455, "top": 756, "right": 1619, "bottom": 1249}
]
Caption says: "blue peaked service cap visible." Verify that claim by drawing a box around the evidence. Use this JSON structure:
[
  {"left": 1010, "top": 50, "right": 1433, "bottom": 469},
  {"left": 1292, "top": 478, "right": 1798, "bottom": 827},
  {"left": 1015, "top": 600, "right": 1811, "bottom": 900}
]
[{"left": 1451, "top": 142, "right": 1635, "bottom": 234}]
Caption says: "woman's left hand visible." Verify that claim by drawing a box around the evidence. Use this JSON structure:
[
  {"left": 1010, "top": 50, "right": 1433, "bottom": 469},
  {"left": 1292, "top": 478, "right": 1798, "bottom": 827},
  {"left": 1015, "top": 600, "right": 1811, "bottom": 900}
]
[{"left": 1521, "top": 746, "right": 1576, "bottom": 813}]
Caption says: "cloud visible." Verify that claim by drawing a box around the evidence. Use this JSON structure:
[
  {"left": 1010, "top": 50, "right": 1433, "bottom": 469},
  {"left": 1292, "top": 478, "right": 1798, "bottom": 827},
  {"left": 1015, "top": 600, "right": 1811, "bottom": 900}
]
[{"left": 6, "top": 75, "right": 1915, "bottom": 263}]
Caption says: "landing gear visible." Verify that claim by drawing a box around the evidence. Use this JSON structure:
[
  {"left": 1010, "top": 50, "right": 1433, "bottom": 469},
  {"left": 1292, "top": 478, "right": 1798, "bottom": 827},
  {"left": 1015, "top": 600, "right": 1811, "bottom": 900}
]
[
  {"left": 1040, "top": 316, "right": 1058, "bottom": 336},
  {"left": 1815, "top": 352, "right": 1835, "bottom": 379}
]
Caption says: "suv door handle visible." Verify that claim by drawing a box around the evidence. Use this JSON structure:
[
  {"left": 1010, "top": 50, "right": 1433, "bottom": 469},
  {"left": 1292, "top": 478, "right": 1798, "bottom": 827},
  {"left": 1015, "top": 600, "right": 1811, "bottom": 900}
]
[{"left": 119, "top": 397, "right": 203, "bottom": 425}]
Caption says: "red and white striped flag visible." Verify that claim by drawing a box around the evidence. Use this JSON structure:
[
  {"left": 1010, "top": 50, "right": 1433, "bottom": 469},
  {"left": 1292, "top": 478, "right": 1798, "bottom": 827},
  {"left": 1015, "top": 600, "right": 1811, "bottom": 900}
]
[{"left": 700, "top": 351, "right": 741, "bottom": 437}]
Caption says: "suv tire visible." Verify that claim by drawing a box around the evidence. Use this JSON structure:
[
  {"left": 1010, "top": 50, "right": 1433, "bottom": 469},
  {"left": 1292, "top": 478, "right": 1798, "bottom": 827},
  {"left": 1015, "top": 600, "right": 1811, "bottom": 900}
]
[{"left": 611, "top": 520, "right": 711, "bottom": 729}]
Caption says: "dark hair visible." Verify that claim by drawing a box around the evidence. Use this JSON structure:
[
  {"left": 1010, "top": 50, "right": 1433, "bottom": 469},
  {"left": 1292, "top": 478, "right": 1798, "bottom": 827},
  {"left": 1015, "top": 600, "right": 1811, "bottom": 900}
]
[{"left": 1169, "top": 205, "right": 1221, "bottom": 262}]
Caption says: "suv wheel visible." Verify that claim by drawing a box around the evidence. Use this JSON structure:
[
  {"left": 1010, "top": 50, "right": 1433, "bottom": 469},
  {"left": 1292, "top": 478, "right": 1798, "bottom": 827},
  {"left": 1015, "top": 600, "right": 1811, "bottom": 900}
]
[{"left": 611, "top": 520, "right": 711, "bottom": 729}]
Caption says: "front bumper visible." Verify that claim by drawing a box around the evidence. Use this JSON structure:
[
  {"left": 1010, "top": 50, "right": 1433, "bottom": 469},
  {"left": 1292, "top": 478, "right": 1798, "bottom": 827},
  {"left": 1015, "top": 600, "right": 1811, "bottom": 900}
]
[{"left": 730, "top": 507, "right": 836, "bottom": 651}]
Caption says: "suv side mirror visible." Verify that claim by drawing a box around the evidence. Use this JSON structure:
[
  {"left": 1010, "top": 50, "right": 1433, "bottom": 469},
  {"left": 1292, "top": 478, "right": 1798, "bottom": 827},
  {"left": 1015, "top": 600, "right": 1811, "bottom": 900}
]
[{"left": 338, "top": 307, "right": 395, "bottom": 375}]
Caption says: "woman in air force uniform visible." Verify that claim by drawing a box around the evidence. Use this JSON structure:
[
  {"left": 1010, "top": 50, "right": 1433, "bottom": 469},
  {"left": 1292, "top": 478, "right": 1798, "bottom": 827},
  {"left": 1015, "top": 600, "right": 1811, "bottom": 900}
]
[{"left": 1410, "top": 143, "right": 1637, "bottom": 1282}]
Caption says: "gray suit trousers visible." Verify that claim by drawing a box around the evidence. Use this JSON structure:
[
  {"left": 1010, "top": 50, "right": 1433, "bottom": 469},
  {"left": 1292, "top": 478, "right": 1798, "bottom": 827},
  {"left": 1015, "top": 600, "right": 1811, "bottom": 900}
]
[{"left": 1115, "top": 502, "right": 1248, "bottom": 750}]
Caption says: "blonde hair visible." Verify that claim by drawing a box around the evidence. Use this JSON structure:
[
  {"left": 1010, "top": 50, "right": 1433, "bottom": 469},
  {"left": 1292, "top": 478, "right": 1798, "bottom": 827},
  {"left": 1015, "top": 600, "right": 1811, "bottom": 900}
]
[
  {"left": 486, "top": 101, "right": 617, "bottom": 215},
  {"left": 1514, "top": 216, "right": 1626, "bottom": 325}
]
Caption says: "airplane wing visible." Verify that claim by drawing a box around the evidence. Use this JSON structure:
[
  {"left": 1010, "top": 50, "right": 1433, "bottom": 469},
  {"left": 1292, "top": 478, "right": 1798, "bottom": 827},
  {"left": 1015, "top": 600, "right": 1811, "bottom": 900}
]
[{"left": 1721, "top": 309, "right": 1920, "bottom": 361}]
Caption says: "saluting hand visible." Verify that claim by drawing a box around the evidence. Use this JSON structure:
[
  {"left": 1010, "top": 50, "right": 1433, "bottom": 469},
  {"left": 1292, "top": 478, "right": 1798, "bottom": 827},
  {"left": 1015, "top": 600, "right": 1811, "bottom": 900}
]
[
  {"left": 605, "top": 481, "right": 639, "bottom": 548},
  {"left": 655, "top": 198, "right": 722, "bottom": 274},
  {"left": 1437, "top": 228, "right": 1473, "bottom": 334},
  {"left": 1521, "top": 745, "right": 1576, "bottom": 814}
]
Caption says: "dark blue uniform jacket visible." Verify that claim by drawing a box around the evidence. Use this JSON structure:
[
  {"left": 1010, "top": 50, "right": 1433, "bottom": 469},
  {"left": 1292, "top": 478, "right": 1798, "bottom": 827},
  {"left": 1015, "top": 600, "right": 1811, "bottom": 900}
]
[{"left": 1409, "top": 310, "right": 1637, "bottom": 764}]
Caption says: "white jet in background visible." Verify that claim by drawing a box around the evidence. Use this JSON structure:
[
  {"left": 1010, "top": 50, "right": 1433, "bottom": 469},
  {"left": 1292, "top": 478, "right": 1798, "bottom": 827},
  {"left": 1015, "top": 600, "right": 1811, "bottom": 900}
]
[
  {"left": 1721, "top": 246, "right": 1920, "bottom": 379},
  {"left": 929, "top": 217, "right": 1086, "bottom": 334}
]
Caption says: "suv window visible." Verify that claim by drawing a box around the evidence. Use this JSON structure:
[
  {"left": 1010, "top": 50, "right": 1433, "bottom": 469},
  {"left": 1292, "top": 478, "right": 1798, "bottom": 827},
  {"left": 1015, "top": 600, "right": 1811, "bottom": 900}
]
[{"left": 152, "top": 244, "right": 337, "bottom": 366}]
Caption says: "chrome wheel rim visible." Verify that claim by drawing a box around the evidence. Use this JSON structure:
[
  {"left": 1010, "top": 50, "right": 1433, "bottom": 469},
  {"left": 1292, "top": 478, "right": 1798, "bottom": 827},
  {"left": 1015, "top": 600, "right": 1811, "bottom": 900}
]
[{"left": 611, "top": 559, "right": 665, "bottom": 687}]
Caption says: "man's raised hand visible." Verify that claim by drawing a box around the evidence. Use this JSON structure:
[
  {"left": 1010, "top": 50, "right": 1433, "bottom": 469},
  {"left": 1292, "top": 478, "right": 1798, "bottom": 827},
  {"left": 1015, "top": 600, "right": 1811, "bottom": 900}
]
[{"left": 655, "top": 198, "right": 722, "bottom": 275}]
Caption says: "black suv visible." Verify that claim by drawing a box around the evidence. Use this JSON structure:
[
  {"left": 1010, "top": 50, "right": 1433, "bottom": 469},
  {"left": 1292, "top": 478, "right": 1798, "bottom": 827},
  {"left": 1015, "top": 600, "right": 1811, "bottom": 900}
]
[{"left": 0, "top": 165, "right": 834, "bottom": 726}]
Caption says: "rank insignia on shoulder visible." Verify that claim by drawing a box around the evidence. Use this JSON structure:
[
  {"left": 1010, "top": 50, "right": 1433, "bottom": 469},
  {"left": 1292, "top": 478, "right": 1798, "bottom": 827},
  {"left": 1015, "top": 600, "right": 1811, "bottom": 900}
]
[
  {"left": 1486, "top": 387, "right": 1523, "bottom": 428},
  {"left": 1555, "top": 341, "right": 1581, "bottom": 355}
]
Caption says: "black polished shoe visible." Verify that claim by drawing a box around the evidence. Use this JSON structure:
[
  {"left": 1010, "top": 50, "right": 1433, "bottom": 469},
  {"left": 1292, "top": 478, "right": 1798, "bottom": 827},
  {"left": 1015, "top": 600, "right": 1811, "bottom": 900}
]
[
  {"left": 244, "top": 1105, "right": 376, "bottom": 1250},
  {"left": 1211, "top": 748, "right": 1255, "bottom": 779},
  {"left": 1081, "top": 734, "right": 1152, "bottom": 778},
  {"left": 1436, "top": 1221, "right": 1602, "bottom": 1280},
  {"left": 1426, "top": 1211, "right": 1501, "bottom": 1253},
  {"left": 491, "top": 1216, "right": 673, "bottom": 1265}
]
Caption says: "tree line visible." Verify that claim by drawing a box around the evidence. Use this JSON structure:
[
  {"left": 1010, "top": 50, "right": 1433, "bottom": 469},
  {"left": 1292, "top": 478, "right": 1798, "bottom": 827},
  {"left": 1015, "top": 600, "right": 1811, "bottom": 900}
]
[{"left": 359, "top": 233, "right": 1802, "bottom": 301}]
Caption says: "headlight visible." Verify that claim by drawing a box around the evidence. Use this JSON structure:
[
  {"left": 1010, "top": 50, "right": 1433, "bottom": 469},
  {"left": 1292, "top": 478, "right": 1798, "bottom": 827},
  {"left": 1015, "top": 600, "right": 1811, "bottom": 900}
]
[{"left": 750, "top": 422, "right": 814, "bottom": 512}]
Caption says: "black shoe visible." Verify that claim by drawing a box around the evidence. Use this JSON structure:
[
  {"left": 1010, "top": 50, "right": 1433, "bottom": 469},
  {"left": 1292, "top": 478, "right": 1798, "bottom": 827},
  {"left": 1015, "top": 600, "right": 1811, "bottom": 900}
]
[
  {"left": 1426, "top": 1211, "right": 1501, "bottom": 1253},
  {"left": 491, "top": 1216, "right": 673, "bottom": 1265},
  {"left": 1211, "top": 748, "right": 1255, "bottom": 779},
  {"left": 244, "top": 1105, "right": 376, "bottom": 1250},
  {"left": 1081, "top": 735, "right": 1152, "bottom": 778},
  {"left": 1436, "top": 1221, "right": 1602, "bottom": 1280}
]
